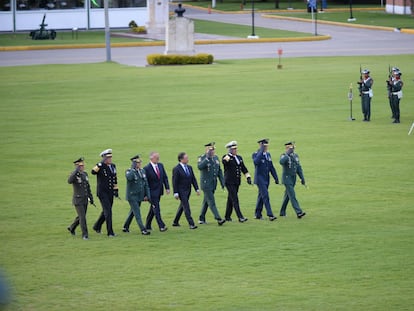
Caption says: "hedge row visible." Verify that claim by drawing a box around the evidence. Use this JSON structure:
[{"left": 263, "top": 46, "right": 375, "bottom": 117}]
[{"left": 147, "top": 53, "right": 214, "bottom": 65}]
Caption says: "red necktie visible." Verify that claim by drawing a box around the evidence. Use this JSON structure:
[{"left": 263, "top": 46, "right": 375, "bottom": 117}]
[{"left": 155, "top": 165, "right": 160, "bottom": 179}]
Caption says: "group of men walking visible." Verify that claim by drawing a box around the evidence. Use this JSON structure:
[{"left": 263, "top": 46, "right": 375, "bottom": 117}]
[
  {"left": 67, "top": 139, "right": 307, "bottom": 240},
  {"left": 357, "top": 67, "right": 404, "bottom": 123}
]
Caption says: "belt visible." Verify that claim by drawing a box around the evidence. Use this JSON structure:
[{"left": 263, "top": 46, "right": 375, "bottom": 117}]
[
  {"left": 362, "top": 91, "right": 369, "bottom": 94},
  {"left": 392, "top": 92, "right": 399, "bottom": 95}
]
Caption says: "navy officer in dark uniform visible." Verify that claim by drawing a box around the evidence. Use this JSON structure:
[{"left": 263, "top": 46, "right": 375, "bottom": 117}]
[
  {"left": 252, "top": 139, "right": 279, "bottom": 221},
  {"left": 67, "top": 157, "right": 94, "bottom": 240},
  {"left": 92, "top": 148, "right": 118, "bottom": 237},
  {"left": 279, "top": 142, "right": 306, "bottom": 218},
  {"left": 222, "top": 140, "right": 251, "bottom": 222}
]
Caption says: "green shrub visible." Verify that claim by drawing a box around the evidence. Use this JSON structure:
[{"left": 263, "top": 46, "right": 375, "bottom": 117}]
[{"left": 147, "top": 53, "right": 214, "bottom": 65}]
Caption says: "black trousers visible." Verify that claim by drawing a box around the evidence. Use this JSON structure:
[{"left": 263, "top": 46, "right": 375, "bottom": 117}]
[
  {"left": 225, "top": 183, "right": 244, "bottom": 219},
  {"left": 173, "top": 193, "right": 195, "bottom": 226},
  {"left": 145, "top": 197, "right": 166, "bottom": 229},
  {"left": 94, "top": 192, "right": 114, "bottom": 235}
]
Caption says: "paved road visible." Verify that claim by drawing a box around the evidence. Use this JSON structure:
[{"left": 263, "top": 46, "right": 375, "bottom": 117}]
[{"left": 0, "top": 8, "right": 413, "bottom": 67}]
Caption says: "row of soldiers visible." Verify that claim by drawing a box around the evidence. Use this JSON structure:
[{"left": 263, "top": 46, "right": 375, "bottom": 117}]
[
  {"left": 67, "top": 139, "right": 306, "bottom": 240},
  {"left": 357, "top": 67, "right": 404, "bottom": 123}
]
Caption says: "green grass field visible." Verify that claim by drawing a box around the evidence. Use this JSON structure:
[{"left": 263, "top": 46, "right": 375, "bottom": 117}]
[
  {"left": 194, "top": 19, "right": 311, "bottom": 37},
  {"left": 272, "top": 10, "right": 414, "bottom": 28},
  {"left": 0, "top": 55, "right": 413, "bottom": 310}
]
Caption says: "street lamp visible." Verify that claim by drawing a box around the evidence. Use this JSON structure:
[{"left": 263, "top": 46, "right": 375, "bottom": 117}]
[
  {"left": 347, "top": 0, "right": 356, "bottom": 22},
  {"left": 247, "top": 0, "right": 259, "bottom": 38}
]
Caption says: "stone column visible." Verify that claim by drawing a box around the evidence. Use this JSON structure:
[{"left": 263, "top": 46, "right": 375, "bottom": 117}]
[
  {"left": 146, "top": 0, "right": 169, "bottom": 35},
  {"left": 165, "top": 17, "right": 195, "bottom": 55}
]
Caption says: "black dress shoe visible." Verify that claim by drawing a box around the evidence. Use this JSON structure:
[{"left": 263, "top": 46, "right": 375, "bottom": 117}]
[
  {"left": 67, "top": 226, "right": 75, "bottom": 236},
  {"left": 297, "top": 212, "right": 306, "bottom": 219},
  {"left": 141, "top": 230, "right": 151, "bottom": 235},
  {"left": 189, "top": 225, "right": 198, "bottom": 230},
  {"left": 108, "top": 233, "right": 117, "bottom": 237},
  {"left": 93, "top": 227, "right": 101, "bottom": 234},
  {"left": 238, "top": 218, "right": 248, "bottom": 223},
  {"left": 254, "top": 216, "right": 263, "bottom": 220},
  {"left": 160, "top": 227, "right": 168, "bottom": 232},
  {"left": 172, "top": 223, "right": 180, "bottom": 227},
  {"left": 279, "top": 214, "right": 286, "bottom": 217},
  {"left": 198, "top": 220, "right": 207, "bottom": 224},
  {"left": 217, "top": 219, "right": 226, "bottom": 226},
  {"left": 82, "top": 236, "right": 89, "bottom": 240},
  {"left": 225, "top": 218, "right": 232, "bottom": 222},
  {"left": 269, "top": 216, "right": 277, "bottom": 221},
  {"left": 122, "top": 228, "right": 130, "bottom": 233}
]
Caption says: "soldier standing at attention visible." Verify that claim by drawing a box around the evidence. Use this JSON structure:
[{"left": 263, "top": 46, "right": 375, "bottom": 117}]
[
  {"left": 279, "top": 142, "right": 306, "bottom": 219},
  {"left": 252, "top": 139, "right": 279, "bottom": 221},
  {"left": 222, "top": 141, "right": 251, "bottom": 223},
  {"left": 358, "top": 69, "right": 374, "bottom": 122},
  {"left": 122, "top": 155, "right": 151, "bottom": 235},
  {"left": 387, "top": 70, "right": 404, "bottom": 124},
  {"left": 92, "top": 149, "right": 118, "bottom": 237},
  {"left": 197, "top": 142, "right": 226, "bottom": 226},
  {"left": 67, "top": 157, "right": 94, "bottom": 240}
]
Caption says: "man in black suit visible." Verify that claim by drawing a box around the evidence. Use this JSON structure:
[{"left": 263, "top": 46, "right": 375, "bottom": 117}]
[
  {"left": 91, "top": 149, "right": 118, "bottom": 237},
  {"left": 222, "top": 141, "right": 251, "bottom": 223},
  {"left": 172, "top": 152, "right": 200, "bottom": 229},
  {"left": 143, "top": 152, "right": 169, "bottom": 232}
]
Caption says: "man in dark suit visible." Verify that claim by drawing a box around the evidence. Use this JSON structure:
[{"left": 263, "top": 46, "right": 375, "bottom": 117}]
[
  {"left": 252, "top": 139, "right": 279, "bottom": 221},
  {"left": 172, "top": 152, "right": 200, "bottom": 229},
  {"left": 67, "top": 157, "right": 94, "bottom": 240},
  {"left": 143, "top": 152, "right": 169, "bottom": 232},
  {"left": 222, "top": 141, "right": 251, "bottom": 223},
  {"left": 91, "top": 149, "right": 118, "bottom": 237}
]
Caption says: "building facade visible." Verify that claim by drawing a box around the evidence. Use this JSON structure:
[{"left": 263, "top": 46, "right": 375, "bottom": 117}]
[
  {"left": 385, "top": 0, "right": 412, "bottom": 14},
  {"left": 0, "top": 0, "right": 148, "bottom": 31}
]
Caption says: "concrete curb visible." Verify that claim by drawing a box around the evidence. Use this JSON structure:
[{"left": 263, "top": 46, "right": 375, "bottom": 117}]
[
  {"left": 0, "top": 35, "right": 331, "bottom": 52},
  {"left": 261, "top": 13, "right": 414, "bottom": 33}
]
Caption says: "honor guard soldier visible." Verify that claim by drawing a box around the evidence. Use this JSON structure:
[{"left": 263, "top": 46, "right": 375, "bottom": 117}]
[
  {"left": 387, "top": 70, "right": 404, "bottom": 123},
  {"left": 279, "top": 142, "right": 306, "bottom": 218},
  {"left": 358, "top": 69, "right": 374, "bottom": 121},
  {"left": 387, "top": 67, "right": 399, "bottom": 120},
  {"left": 91, "top": 149, "right": 118, "bottom": 237},
  {"left": 122, "top": 155, "right": 151, "bottom": 235},
  {"left": 252, "top": 139, "right": 279, "bottom": 221},
  {"left": 197, "top": 142, "right": 226, "bottom": 226},
  {"left": 222, "top": 141, "right": 251, "bottom": 222},
  {"left": 67, "top": 157, "right": 94, "bottom": 240}
]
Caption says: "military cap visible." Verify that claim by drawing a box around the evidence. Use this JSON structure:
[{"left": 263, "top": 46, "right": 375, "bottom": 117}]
[
  {"left": 225, "top": 140, "right": 238, "bottom": 149},
  {"left": 130, "top": 154, "right": 142, "bottom": 163},
  {"left": 392, "top": 67, "right": 400, "bottom": 72},
  {"left": 257, "top": 138, "right": 269, "bottom": 145},
  {"left": 99, "top": 148, "right": 112, "bottom": 158},
  {"left": 394, "top": 70, "right": 402, "bottom": 76},
  {"left": 284, "top": 141, "right": 295, "bottom": 146},
  {"left": 361, "top": 69, "right": 370, "bottom": 74},
  {"left": 73, "top": 157, "right": 85, "bottom": 165},
  {"left": 204, "top": 142, "right": 216, "bottom": 150}
]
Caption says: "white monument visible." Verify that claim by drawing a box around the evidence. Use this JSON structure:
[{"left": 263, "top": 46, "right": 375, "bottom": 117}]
[
  {"left": 165, "top": 4, "right": 195, "bottom": 55},
  {"left": 146, "top": 0, "right": 169, "bottom": 35}
]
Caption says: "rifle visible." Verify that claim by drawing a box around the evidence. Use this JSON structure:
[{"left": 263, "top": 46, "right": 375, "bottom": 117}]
[
  {"left": 357, "top": 64, "right": 362, "bottom": 96},
  {"left": 386, "top": 65, "right": 392, "bottom": 95}
]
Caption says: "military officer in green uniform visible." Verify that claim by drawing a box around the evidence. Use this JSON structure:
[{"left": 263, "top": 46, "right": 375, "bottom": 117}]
[
  {"left": 357, "top": 69, "right": 374, "bottom": 121},
  {"left": 279, "top": 142, "right": 306, "bottom": 219},
  {"left": 122, "top": 155, "right": 151, "bottom": 235},
  {"left": 387, "top": 70, "right": 404, "bottom": 123},
  {"left": 198, "top": 142, "right": 226, "bottom": 226},
  {"left": 67, "top": 157, "right": 94, "bottom": 240}
]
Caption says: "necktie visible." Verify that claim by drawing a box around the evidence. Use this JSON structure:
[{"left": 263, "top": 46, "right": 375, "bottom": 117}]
[
  {"left": 234, "top": 155, "right": 240, "bottom": 165},
  {"left": 184, "top": 165, "right": 190, "bottom": 176},
  {"left": 155, "top": 165, "right": 160, "bottom": 179}
]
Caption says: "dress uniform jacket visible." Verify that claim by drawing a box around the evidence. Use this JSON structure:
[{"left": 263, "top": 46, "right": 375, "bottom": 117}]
[
  {"left": 125, "top": 168, "right": 151, "bottom": 202},
  {"left": 198, "top": 154, "right": 224, "bottom": 191},
  {"left": 252, "top": 151, "right": 279, "bottom": 185},
  {"left": 222, "top": 153, "right": 249, "bottom": 185},
  {"left": 92, "top": 162, "right": 118, "bottom": 197},
  {"left": 68, "top": 169, "right": 93, "bottom": 206},
  {"left": 279, "top": 152, "right": 304, "bottom": 185}
]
